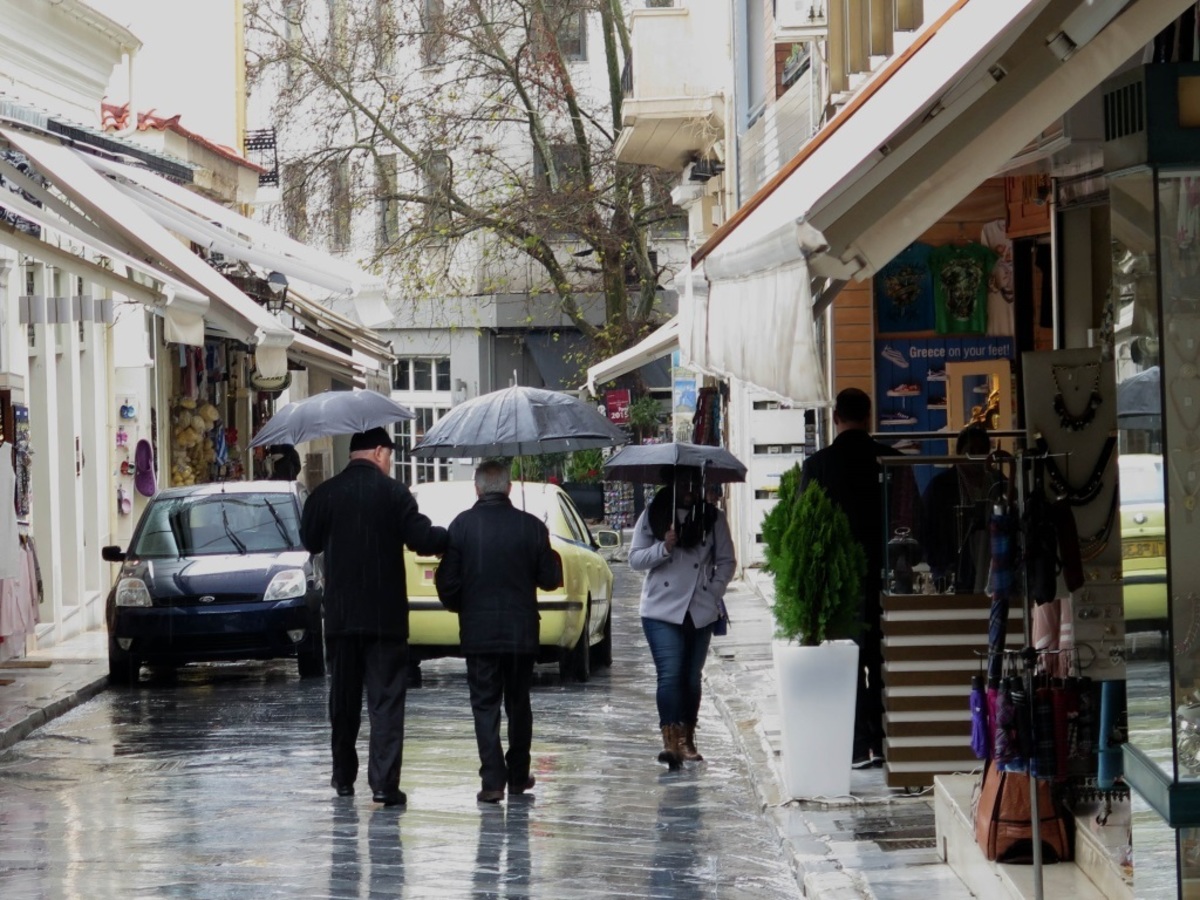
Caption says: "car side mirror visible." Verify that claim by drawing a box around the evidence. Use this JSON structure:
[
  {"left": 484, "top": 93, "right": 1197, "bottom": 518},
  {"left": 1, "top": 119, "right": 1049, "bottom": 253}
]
[
  {"left": 101, "top": 545, "right": 127, "bottom": 563},
  {"left": 594, "top": 529, "right": 622, "bottom": 550}
]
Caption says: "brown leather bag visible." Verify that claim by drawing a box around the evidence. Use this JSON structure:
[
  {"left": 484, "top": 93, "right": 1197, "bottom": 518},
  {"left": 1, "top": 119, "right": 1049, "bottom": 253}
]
[{"left": 973, "top": 760, "right": 1072, "bottom": 863}]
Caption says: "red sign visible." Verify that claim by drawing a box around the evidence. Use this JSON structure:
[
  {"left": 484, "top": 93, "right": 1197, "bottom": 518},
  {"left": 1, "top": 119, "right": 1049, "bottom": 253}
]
[{"left": 606, "top": 389, "right": 631, "bottom": 426}]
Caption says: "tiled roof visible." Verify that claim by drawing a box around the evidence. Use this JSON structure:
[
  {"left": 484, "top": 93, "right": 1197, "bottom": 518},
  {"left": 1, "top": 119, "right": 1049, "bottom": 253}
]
[{"left": 100, "top": 102, "right": 265, "bottom": 174}]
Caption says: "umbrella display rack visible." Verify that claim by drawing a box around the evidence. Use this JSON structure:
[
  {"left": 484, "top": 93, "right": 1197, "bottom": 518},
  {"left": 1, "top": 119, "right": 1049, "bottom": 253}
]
[{"left": 881, "top": 448, "right": 1128, "bottom": 900}]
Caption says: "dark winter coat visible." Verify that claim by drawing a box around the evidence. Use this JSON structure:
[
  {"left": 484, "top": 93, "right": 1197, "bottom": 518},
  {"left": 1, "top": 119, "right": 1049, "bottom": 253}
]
[
  {"left": 434, "top": 492, "right": 563, "bottom": 655},
  {"left": 801, "top": 428, "right": 902, "bottom": 588},
  {"left": 300, "top": 459, "right": 447, "bottom": 639}
]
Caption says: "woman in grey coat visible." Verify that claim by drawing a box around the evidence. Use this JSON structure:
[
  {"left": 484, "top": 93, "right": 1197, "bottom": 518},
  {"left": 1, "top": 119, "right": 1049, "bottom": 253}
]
[{"left": 629, "top": 466, "right": 736, "bottom": 768}]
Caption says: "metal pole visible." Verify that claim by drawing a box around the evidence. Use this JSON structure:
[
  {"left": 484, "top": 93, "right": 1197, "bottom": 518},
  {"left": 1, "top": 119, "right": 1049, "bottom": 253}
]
[{"left": 1016, "top": 450, "right": 1044, "bottom": 900}]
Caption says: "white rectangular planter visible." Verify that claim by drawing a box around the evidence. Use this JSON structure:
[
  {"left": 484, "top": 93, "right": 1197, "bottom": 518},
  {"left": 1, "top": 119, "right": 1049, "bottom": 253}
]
[{"left": 772, "top": 639, "right": 860, "bottom": 799}]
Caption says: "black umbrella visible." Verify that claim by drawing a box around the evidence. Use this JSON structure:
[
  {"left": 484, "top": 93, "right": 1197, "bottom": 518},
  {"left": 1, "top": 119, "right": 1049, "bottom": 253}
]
[
  {"left": 411, "top": 385, "right": 628, "bottom": 458},
  {"left": 601, "top": 442, "right": 748, "bottom": 484},
  {"left": 1117, "top": 365, "right": 1160, "bottom": 430},
  {"left": 249, "top": 389, "right": 414, "bottom": 447}
]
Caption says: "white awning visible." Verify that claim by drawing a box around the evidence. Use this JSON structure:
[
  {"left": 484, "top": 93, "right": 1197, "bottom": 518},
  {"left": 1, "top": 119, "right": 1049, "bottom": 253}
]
[
  {"left": 0, "top": 127, "right": 293, "bottom": 376},
  {"left": 686, "top": 252, "right": 828, "bottom": 406},
  {"left": 699, "top": 0, "right": 1189, "bottom": 279},
  {"left": 288, "top": 332, "right": 369, "bottom": 386},
  {"left": 687, "top": 0, "right": 1190, "bottom": 403},
  {"left": 287, "top": 289, "right": 394, "bottom": 368},
  {"left": 79, "top": 152, "right": 371, "bottom": 296},
  {"left": 585, "top": 317, "right": 679, "bottom": 394}
]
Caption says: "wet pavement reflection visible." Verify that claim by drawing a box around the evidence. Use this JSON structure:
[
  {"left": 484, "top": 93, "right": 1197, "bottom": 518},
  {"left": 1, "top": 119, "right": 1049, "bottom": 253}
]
[{"left": 0, "top": 565, "right": 799, "bottom": 899}]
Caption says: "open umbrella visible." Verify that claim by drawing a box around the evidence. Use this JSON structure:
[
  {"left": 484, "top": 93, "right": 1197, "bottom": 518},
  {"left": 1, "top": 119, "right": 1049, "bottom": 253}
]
[
  {"left": 411, "top": 385, "right": 628, "bottom": 458},
  {"left": 250, "top": 389, "right": 414, "bottom": 448},
  {"left": 601, "top": 442, "right": 747, "bottom": 484},
  {"left": 1117, "top": 365, "right": 1160, "bottom": 430}
]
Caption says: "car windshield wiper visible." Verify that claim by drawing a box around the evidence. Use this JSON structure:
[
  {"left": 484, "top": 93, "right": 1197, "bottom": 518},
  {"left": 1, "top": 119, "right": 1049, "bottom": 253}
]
[
  {"left": 262, "top": 498, "right": 291, "bottom": 545},
  {"left": 220, "top": 501, "right": 247, "bottom": 555}
]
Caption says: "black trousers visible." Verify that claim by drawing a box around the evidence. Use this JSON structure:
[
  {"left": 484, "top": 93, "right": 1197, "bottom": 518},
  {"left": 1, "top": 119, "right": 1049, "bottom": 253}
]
[
  {"left": 465, "top": 652, "right": 535, "bottom": 791},
  {"left": 854, "top": 579, "right": 885, "bottom": 758},
  {"left": 327, "top": 634, "right": 409, "bottom": 794}
]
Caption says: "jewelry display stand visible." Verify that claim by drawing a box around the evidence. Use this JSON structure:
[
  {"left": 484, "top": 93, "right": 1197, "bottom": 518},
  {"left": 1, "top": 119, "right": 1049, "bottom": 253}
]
[{"left": 1022, "top": 348, "right": 1125, "bottom": 677}]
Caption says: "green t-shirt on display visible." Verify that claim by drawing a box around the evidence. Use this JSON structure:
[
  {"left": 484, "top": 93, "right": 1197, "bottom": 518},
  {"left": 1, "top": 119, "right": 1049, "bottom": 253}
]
[{"left": 931, "top": 243, "right": 997, "bottom": 335}]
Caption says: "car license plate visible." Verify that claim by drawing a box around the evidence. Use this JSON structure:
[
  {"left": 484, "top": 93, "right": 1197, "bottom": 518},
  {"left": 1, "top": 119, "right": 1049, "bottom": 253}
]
[{"left": 1123, "top": 540, "right": 1165, "bottom": 559}]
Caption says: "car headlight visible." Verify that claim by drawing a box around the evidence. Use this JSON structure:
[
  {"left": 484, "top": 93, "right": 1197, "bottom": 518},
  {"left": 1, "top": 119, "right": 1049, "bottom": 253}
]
[
  {"left": 264, "top": 569, "right": 307, "bottom": 602},
  {"left": 115, "top": 577, "right": 152, "bottom": 607}
]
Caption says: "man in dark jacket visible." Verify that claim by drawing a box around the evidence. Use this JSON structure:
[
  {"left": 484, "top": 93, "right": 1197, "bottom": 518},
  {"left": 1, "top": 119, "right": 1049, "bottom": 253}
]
[
  {"left": 300, "top": 427, "right": 447, "bottom": 806},
  {"left": 801, "top": 388, "right": 906, "bottom": 769},
  {"left": 435, "top": 460, "right": 562, "bottom": 803}
]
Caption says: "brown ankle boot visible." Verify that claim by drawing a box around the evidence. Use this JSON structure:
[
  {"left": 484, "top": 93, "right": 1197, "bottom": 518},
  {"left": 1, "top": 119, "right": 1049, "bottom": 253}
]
[
  {"left": 657, "top": 724, "right": 683, "bottom": 768},
  {"left": 681, "top": 723, "right": 704, "bottom": 762}
]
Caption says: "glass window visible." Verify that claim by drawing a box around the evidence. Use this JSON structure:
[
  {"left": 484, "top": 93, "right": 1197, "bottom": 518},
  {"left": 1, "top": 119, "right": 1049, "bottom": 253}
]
[
  {"left": 558, "top": 494, "right": 591, "bottom": 545},
  {"left": 329, "top": 159, "right": 352, "bottom": 251},
  {"left": 376, "top": 154, "right": 399, "bottom": 250},
  {"left": 393, "top": 359, "right": 411, "bottom": 391},
  {"left": 282, "top": 161, "right": 309, "bottom": 242},
  {"left": 424, "top": 150, "right": 452, "bottom": 230},
  {"left": 422, "top": 0, "right": 446, "bottom": 65},
  {"left": 435, "top": 358, "right": 451, "bottom": 391},
  {"left": 413, "top": 359, "right": 433, "bottom": 391}
]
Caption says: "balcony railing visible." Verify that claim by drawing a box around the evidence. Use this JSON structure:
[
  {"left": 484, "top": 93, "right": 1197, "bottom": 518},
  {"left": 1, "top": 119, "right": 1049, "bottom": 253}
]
[{"left": 739, "top": 62, "right": 817, "bottom": 199}]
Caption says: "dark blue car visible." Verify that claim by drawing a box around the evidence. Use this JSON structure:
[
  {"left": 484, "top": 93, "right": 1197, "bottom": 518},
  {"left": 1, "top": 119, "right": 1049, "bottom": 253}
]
[{"left": 102, "top": 481, "right": 324, "bottom": 684}]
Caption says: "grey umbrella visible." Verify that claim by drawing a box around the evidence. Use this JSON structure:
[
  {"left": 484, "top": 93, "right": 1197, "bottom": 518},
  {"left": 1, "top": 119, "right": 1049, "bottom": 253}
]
[
  {"left": 602, "top": 442, "right": 748, "bottom": 484},
  {"left": 411, "top": 385, "right": 628, "bottom": 458},
  {"left": 249, "top": 389, "right": 415, "bottom": 447},
  {"left": 1117, "top": 365, "right": 1160, "bottom": 430}
]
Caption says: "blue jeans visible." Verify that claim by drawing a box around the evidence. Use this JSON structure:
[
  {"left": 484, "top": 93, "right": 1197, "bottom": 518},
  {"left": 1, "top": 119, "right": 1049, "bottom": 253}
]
[{"left": 642, "top": 614, "right": 712, "bottom": 727}]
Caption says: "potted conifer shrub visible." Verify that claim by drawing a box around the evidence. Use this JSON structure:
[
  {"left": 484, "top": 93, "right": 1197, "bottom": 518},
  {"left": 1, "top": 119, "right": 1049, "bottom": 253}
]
[{"left": 762, "top": 467, "right": 865, "bottom": 798}]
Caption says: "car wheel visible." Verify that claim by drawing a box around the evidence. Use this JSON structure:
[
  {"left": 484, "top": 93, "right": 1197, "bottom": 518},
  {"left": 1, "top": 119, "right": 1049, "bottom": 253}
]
[
  {"left": 297, "top": 614, "right": 327, "bottom": 679},
  {"left": 108, "top": 636, "right": 139, "bottom": 686},
  {"left": 591, "top": 598, "right": 613, "bottom": 669},
  {"left": 559, "top": 596, "right": 591, "bottom": 683}
]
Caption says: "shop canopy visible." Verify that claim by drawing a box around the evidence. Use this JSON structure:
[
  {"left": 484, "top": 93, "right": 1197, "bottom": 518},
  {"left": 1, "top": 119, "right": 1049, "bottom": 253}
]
[
  {"left": 79, "top": 152, "right": 371, "bottom": 296},
  {"left": 0, "top": 125, "right": 293, "bottom": 376},
  {"left": 687, "top": 0, "right": 1191, "bottom": 403},
  {"left": 585, "top": 317, "right": 679, "bottom": 395}
]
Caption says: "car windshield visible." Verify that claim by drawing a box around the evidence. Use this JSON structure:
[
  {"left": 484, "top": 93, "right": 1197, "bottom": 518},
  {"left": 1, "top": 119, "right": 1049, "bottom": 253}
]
[
  {"left": 132, "top": 493, "right": 302, "bottom": 558},
  {"left": 1120, "top": 457, "right": 1164, "bottom": 506}
]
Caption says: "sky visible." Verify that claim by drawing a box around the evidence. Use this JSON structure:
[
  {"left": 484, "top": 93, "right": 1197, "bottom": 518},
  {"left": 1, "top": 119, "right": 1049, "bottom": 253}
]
[{"left": 86, "top": 0, "right": 240, "bottom": 148}]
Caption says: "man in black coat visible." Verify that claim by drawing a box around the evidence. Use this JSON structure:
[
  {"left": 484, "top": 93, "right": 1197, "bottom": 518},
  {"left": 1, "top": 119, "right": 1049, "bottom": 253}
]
[
  {"left": 801, "top": 388, "right": 907, "bottom": 768},
  {"left": 435, "top": 460, "right": 562, "bottom": 803},
  {"left": 300, "top": 427, "right": 447, "bottom": 806}
]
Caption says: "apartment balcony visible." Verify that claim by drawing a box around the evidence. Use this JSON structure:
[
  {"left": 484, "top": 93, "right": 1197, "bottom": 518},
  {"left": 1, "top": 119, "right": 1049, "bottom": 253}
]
[{"left": 614, "top": 6, "right": 729, "bottom": 171}]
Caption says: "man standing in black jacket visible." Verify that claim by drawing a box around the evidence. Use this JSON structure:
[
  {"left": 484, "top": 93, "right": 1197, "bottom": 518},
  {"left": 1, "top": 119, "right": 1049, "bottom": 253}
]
[
  {"left": 801, "top": 388, "right": 903, "bottom": 769},
  {"left": 435, "top": 460, "right": 562, "bottom": 803},
  {"left": 300, "top": 427, "right": 447, "bottom": 806}
]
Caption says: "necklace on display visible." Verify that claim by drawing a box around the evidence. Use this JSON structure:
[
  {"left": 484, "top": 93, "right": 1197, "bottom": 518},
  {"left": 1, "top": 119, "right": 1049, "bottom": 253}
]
[
  {"left": 1170, "top": 365, "right": 1200, "bottom": 434},
  {"left": 1036, "top": 434, "right": 1117, "bottom": 506},
  {"left": 1168, "top": 311, "right": 1200, "bottom": 365},
  {"left": 1051, "top": 363, "right": 1103, "bottom": 431},
  {"left": 1170, "top": 443, "right": 1200, "bottom": 524},
  {"left": 1077, "top": 488, "right": 1119, "bottom": 562}
]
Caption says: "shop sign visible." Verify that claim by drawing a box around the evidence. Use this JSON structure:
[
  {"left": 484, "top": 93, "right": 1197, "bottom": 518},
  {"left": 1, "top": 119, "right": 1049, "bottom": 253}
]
[{"left": 606, "top": 389, "right": 631, "bottom": 425}]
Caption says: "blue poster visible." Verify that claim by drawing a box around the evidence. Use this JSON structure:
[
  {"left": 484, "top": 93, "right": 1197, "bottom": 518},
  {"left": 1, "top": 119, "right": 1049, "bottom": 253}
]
[{"left": 875, "top": 336, "right": 1014, "bottom": 436}]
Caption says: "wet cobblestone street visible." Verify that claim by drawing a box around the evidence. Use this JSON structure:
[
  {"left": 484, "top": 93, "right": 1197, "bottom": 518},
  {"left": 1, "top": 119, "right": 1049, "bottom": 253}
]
[{"left": 0, "top": 565, "right": 800, "bottom": 899}]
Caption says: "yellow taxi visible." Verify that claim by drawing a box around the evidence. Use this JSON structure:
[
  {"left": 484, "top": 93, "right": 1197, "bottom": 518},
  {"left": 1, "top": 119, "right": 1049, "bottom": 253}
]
[
  {"left": 1120, "top": 453, "right": 1166, "bottom": 626},
  {"left": 406, "top": 480, "right": 621, "bottom": 682}
]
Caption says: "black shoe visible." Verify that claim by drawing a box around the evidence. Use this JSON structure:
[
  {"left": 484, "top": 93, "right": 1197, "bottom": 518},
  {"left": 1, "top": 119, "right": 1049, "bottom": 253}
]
[
  {"left": 476, "top": 788, "right": 505, "bottom": 803},
  {"left": 372, "top": 790, "right": 407, "bottom": 807},
  {"left": 851, "top": 754, "right": 874, "bottom": 770},
  {"left": 872, "top": 754, "right": 886, "bottom": 768},
  {"left": 508, "top": 776, "right": 535, "bottom": 795},
  {"left": 334, "top": 783, "right": 354, "bottom": 797}
]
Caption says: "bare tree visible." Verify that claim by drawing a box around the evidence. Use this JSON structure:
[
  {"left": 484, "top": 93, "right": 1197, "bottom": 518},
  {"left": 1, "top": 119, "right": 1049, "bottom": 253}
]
[{"left": 246, "top": 0, "right": 682, "bottom": 362}]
